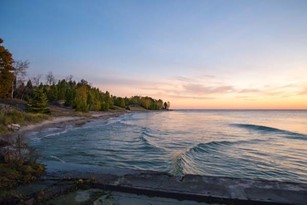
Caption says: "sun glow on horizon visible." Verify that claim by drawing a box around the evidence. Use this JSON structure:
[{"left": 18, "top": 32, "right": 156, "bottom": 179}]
[{"left": 1, "top": 0, "right": 307, "bottom": 109}]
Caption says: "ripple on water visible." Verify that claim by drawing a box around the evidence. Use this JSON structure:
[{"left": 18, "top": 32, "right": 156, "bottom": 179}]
[{"left": 31, "top": 110, "right": 307, "bottom": 183}]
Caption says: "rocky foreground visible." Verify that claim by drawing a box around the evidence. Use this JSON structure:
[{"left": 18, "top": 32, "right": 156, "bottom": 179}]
[{"left": 4, "top": 170, "right": 307, "bottom": 205}]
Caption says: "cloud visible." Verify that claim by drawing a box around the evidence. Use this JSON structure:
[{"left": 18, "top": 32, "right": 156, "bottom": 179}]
[
  {"left": 88, "top": 74, "right": 307, "bottom": 104},
  {"left": 168, "top": 95, "right": 215, "bottom": 100},
  {"left": 300, "top": 87, "right": 307, "bottom": 95},
  {"left": 183, "top": 83, "right": 234, "bottom": 94},
  {"left": 175, "top": 75, "right": 216, "bottom": 83},
  {"left": 239, "top": 89, "right": 260, "bottom": 93},
  {"left": 175, "top": 76, "right": 192, "bottom": 82}
]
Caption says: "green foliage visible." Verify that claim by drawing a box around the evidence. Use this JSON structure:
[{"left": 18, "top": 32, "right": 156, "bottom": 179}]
[
  {"left": 100, "top": 101, "right": 109, "bottom": 111},
  {"left": 8, "top": 75, "right": 169, "bottom": 112},
  {"left": 46, "top": 84, "right": 58, "bottom": 101},
  {"left": 125, "top": 96, "right": 166, "bottom": 110},
  {"left": 104, "top": 91, "right": 114, "bottom": 110},
  {"left": 26, "top": 88, "right": 50, "bottom": 114},
  {"left": 75, "top": 84, "right": 89, "bottom": 112},
  {"left": 1, "top": 65, "right": 168, "bottom": 114},
  {"left": 114, "top": 97, "right": 126, "bottom": 108},
  {"left": 64, "top": 86, "right": 75, "bottom": 106}
]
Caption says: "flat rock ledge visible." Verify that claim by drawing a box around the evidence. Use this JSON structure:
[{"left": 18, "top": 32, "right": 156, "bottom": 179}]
[{"left": 5, "top": 171, "right": 307, "bottom": 205}]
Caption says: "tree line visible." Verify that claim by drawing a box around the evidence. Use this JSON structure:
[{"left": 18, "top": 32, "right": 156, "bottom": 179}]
[{"left": 0, "top": 39, "right": 170, "bottom": 113}]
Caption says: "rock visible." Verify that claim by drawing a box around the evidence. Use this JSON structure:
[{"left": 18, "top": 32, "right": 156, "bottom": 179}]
[{"left": 7, "top": 123, "right": 21, "bottom": 131}]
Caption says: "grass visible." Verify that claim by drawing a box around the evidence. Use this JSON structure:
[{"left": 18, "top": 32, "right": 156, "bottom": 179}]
[{"left": 0, "top": 108, "right": 51, "bottom": 134}]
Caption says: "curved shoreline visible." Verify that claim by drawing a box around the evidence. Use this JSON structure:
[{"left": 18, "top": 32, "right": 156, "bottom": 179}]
[
  {"left": 2, "top": 110, "right": 128, "bottom": 141},
  {"left": 2, "top": 110, "right": 307, "bottom": 204}
]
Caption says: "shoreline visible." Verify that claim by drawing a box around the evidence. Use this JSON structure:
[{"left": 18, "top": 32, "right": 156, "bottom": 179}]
[
  {"left": 2, "top": 110, "right": 128, "bottom": 141},
  {"left": 1, "top": 109, "right": 307, "bottom": 204}
]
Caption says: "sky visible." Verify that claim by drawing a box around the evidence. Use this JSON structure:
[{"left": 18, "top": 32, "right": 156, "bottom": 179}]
[{"left": 1, "top": 0, "right": 307, "bottom": 109}]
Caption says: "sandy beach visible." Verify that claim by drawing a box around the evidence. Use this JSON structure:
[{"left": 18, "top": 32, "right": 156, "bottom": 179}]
[{"left": 2, "top": 110, "right": 128, "bottom": 141}]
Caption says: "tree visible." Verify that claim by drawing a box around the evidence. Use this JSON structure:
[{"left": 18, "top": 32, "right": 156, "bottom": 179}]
[
  {"left": 57, "top": 79, "right": 68, "bottom": 100},
  {"left": 0, "top": 68, "right": 14, "bottom": 98},
  {"left": 65, "top": 75, "right": 73, "bottom": 82},
  {"left": 64, "top": 86, "right": 75, "bottom": 106},
  {"left": 12, "top": 60, "right": 29, "bottom": 98},
  {"left": 164, "top": 101, "right": 170, "bottom": 110},
  {"left": 26, "top": 87, "right": 50, "bottom": 114},
  {"left": 114, "top": 97, "right": 125, "bottom": 108},
  {"left": 104, "top": 91, "right": 114, "bottom": 109},
  {"left": 157, "top": 99, "right": 164, "bottom": 110},
  {"left": 87, "top": 89, "right": 100, "bottom": 111},
  {"left": 140, "top": 97, "right": 152, "bottom": 109},
  {"left": 46, "top": 83, "right": 58, "bottom": 101},
  {"left": 0, "top": 39, "right": 15, "bottom": 98},
  {"left": 75, "top": 84, "right": 89, "bottom": 112},
  {"left": 32, "top": 74, "right": 42, "bottom": 87},
  {"left": 46, "top": 71, "right": 56, "bottom": 85}
]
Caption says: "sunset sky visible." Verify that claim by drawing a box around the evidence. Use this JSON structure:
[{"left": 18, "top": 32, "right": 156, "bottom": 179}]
[{"left": 1, "top": 0, "right": 307, "bottom": 109}]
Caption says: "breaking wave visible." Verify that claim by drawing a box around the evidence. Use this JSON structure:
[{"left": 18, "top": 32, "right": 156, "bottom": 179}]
[
  {"left": 139, "top": 130, "right": 163, "bottom": 151},
  {"left": 50, "top": 155, "right": 65, "bottom": 163},
  {"left": 231, "top": 123, "right": 306, "bottom": 140}
]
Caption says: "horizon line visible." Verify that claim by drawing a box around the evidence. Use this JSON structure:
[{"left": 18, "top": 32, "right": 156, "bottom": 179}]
[{"left": 172, "top": 108, "right": 307, "bottom": 111}]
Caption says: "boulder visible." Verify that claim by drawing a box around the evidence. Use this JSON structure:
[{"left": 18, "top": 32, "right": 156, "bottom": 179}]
[{"left": 7, "top": 123, "right": 21, "bottom": 131}]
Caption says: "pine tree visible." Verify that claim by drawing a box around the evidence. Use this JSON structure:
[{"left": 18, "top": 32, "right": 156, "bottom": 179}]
[{"left": 26, "top": 87, "right": 50, "bottom": 114}]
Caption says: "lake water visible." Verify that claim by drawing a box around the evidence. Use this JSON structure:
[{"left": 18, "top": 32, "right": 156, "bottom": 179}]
[{"left": 29, "top": 110, "right": 307, "bottom": 183}]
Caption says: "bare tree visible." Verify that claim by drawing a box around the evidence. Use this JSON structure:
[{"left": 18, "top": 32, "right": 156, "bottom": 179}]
[
  {"left": 46, "top": 71, "right": 56, "bottom": 85},
  {"left": 11, "top": 60, "right": 29, "bottom": 98},
  {"left": 66, "top": 74, "right": 73, "bottom": 82},
  {"left": 32, "top": 74, "right": 42, "bottom": 87}
]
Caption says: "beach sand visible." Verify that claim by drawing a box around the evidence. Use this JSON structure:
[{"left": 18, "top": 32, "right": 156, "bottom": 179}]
[{"left": 1, "top": 110, "right": 127, "bottom": 142}]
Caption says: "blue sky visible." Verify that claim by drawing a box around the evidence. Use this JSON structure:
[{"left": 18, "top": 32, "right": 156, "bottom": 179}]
[{"left": 1, "top": 0, "right": 307, "bottom": 108}]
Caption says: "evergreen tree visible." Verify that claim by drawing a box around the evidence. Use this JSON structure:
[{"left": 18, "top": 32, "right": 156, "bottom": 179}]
[
  {"left": 64, "top": 86, "right": 75, "bottom": 106},
  {"left": 26, "top": 87, "right": 50, "bottom": 114},
  {"left": 46, "top": 83, "right": 58, "bottom": 101}
]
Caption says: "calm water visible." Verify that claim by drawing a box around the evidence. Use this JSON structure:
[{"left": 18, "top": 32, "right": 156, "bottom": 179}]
[{"left": 29, "top": 110, "right": 307, "bottom": 183}]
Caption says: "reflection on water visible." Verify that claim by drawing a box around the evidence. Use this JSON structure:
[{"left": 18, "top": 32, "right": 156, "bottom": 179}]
[{"left": 29, "top": 110, "right": 307, "bottom": 183}]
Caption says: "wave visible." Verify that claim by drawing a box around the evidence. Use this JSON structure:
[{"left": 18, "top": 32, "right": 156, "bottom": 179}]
[
  {"left": 188, "top": 139, "right": 262, "bottom": 154},
  {"left": 169, "top": 151, "right": 185, "bottom": 175},
  {"left": 141, "top": 131, "right": 156, "bottom": 138},
  {"left": 169, "top": 149, "right": 209, "bottom": 176},
  {"left": 42, "top": 129, "right": 69, "bottom": 138},
  {"left": 139, "top": 135, "right": 159, "bottom": 150},
  {"left": 139, "top": 131, "right": 163, "bottom": 151},
  {"left": 50, "top": 155, "right": 66, "bottom": 163},
  {"left": 168, "top": 138, "right": 264, "bottom": 176},
  {"left": 231, "top": 123, "right": 306, "bottom": 140}
]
